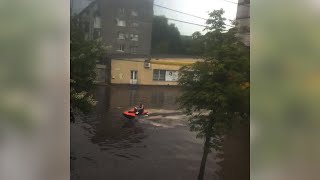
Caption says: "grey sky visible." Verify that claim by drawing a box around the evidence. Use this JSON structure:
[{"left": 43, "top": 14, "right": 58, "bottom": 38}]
[
  {"left": 72, "top": 0, "right": 238, "bottom": 36},
  {"left": 154, "top": 0, "right": 238, "bottom": 35},
  {"left": 71, "top": 0, "right": 92, "bottom": 15}
]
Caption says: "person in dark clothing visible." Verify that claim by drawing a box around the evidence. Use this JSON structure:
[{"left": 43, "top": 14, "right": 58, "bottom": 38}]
[{"left": 134, "top": 103, "right": 144, "bottom": 115}]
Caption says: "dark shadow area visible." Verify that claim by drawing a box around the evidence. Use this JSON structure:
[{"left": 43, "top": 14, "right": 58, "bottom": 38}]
[{"left": 215, "top": 121, "right": 250, "bottom": 180}]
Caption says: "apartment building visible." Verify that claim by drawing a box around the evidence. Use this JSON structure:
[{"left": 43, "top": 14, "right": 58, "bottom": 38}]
[
  {"left": 111, "top": 57, "right": 202, "bottom": 85},
  {"left": 79, "top": 0, "right": 154, "bottom": 56},
  {"left": 236, "top": 0, "right": 250, "bottom": 46}
]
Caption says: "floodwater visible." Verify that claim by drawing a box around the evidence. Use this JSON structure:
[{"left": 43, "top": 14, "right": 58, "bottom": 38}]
[{"left": 71, "top": 85, "right": 249, "bottom": 180}]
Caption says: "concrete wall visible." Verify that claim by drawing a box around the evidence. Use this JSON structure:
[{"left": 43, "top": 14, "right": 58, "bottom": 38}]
[
  {"left": 236, "top": 0, "right": 250, "bottom": 20},
  {"left": 79, "top": 2, "right": 100, "bottom": 41},
  {"left": 111, "top": 58, "right": 199, "bottom": 85},
  {"left": 236, "top": 0, "right": 250, "bottom": 46}
]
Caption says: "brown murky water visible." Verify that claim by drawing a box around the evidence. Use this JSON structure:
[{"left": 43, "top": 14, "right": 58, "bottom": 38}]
[{"left": 71, "top": 85, "right": 249, "bottom": 180}]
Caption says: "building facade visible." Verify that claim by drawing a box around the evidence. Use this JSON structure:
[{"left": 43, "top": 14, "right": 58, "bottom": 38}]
[
  {"left": 111, "top": 58, "right": 201, "bottom": 85},
  {"left": 236, "top": 0, "right": 250, "bottom": 46},
  {"left": 78, "top": 1, "right": 102, "bottom": 41},
  {"left": 79, "top": 0, "right": 154, "bottom": 56},
  {"left": 71, "top": 0, "right": 94, "bottom": 16}
]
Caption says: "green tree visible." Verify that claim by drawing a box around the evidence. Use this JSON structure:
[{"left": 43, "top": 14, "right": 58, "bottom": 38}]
[
  {"left": 70, "top": 18, "right": 106, "bottom": 119},
  {"left": 151, "top": 16, "right": 182, "bottom": 54},
  {"left": 178, "top": 9, "right": 249, "bottom": 180},
  {"left": 190, "top": 31, "right": 205, "bottom": 55},
  {"left": 180, "top": 32, "right": 205, "bottom": 55}
]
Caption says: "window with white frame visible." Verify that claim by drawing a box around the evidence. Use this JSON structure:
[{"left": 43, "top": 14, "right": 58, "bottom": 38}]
[
  {"left": 153, "top": 70, "right": 166, "bottom": 81},
  {"left": 130, "top": 34, "right": 138, "bottom": 41},
  {"left": 118, "top": 44, "right": 125, "bottom": 52},
  {"left": 116, "top": 19, "right": 126, "bottom": 27},
  {"left": 153, "top": 70, "right": 179, "bottom": 81},
  {"left": 131, "top": 10, "right": 138, "bottom": 16},
  {"left": 93, "top": 16, "right": 101, "bottom": 28},
  {"left": 117, "top": 32, "right": 125, "bottom": 40},
  {"left": 130, "top": 70, "right": 138, "bottom": 80}
]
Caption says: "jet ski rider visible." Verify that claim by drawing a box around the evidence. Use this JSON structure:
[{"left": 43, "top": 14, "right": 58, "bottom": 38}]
[{"left": 134, "top": 103, "right": 144, "bottom": 115}]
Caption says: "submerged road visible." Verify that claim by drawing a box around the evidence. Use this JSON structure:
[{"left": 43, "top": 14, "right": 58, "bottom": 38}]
[{"left": 71, "top": 85, "right": 248, "bottom": 180}]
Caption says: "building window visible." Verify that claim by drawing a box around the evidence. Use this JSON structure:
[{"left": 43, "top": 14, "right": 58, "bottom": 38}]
[
  {"left": 93, "top": 16, "right": 101, "bottom": 28},
  {"left": 117, "top": 32, "right": 125, "bottom": 40},
  {"left": 153, "top": 70, "right": 166, "bottom": 81},
  {"left": 130, "top": 34, "right": 138, "bottom": 41},
  {"left": 119, "top": 8, "right": 125, "bottom": 15},
  {"left": 130, "top": 46, "right": 137, "bottom": 54},
  {"left": 130, "top": 70, "right": 138, "bottom": 80},
  {"left": 116, "top": 19, "right": 126, "bottom": 27},
  {"left": 131, "top": 10, "right": 138, "bottom": 16},
  {"left": 118, "top": 44, "right": 125, "bottom": 52},
  {"left": 153, "top": 70, "right": 179, "bottom": 81},
  {"left": 93, "top": 29, "right": 101, "bottom": 39},
  {"left": 132, "top": 22, "right": 139, "bottom": 27}
]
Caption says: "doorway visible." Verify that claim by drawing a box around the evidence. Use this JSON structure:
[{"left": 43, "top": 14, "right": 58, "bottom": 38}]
[{"left": 130, "top": 70, "right": 138, "bottom": 84}]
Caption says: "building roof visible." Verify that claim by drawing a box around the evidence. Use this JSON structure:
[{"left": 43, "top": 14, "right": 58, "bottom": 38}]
[
  {"left": 108, "top": 53, "right": 201, "bottom": 59},
  {"left": 112, "top": 57, "right": 203, "bottom": 66},
  {"left": 151, "top": 54, "right": 200, "bottom": 59},
  {"left": 112, "top": 58, "right": 146, "bottom": 62},
  {"left": 78, "top": 0, "right": 97, "bottom": 16}
]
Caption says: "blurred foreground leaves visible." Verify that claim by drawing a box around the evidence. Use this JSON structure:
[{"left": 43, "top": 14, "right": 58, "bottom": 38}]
[
  {"left": 252, "top": 0, "right": 320, "bottom": 179},
  {"left": 0, "top": 0, "right": 52, "bottom": 130}
]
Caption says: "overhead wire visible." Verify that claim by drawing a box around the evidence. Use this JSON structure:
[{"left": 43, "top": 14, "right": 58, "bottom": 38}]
[
  {"left": 154, "top": 4, "right": 207, "bottom": 20},
  {"left": 216, "top": 0, "right": 250, "bottom": 7},
  {"left": 154, "top": 4, "right": 234, "bottom": 28},
  {"left": 165, "top": 18, "right": 209, "bottom": 28}
]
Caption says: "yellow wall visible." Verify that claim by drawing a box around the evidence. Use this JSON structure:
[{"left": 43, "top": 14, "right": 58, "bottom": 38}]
[{"left": 111, "top": 58, "right": 200, "bottom": 85}]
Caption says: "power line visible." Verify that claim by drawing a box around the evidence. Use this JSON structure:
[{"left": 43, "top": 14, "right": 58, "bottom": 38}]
[
  {"left": 154, "top": 4, "right": 234, "bottom": 28},
  {"left": 166, "top": 18, "right": 209, "bottom": 28},
  {"left": 217, "top": 0, "right": 250, "bottom": 7},
  {"left": 166, "top": 17, "right": 234, "bottom": 29},
  {"left": 219, "top": 0, "right": 238, "bottom": 5},
  {"left": 154, "top": 4, "right": 207, "bottom": 20}
]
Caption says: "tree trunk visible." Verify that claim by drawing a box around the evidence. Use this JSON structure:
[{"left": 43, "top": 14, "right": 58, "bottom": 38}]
[{"left": 198, "top": 136, "right": 210, "bottom": 180}]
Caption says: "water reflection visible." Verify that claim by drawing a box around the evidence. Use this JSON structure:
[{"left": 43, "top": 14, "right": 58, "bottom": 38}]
[
  {"left": 129, "top": 88, "right": 137, "bottom": 107},
  {"left": 72, "top": 86, "right": 148, "bottom": 160},
  {"left": 151, "top": 91, "right": 164, "bottom": 107},
  {"left": 110, "top": 85, "right": 180, "bottom": 110}
]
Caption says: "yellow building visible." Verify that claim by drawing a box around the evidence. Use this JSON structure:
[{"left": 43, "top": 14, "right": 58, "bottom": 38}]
[{"left": 111, "top": 58, "right": 201, "bottom": 85}]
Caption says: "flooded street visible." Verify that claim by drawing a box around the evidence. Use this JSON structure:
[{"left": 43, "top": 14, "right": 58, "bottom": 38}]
[{"left": 71, "top": 85, "right": 248, "bottom": 180}]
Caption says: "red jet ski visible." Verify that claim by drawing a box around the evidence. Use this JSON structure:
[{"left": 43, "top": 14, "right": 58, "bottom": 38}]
[{"left": 122, "top": 108, "right": 148, "bottom": 119}]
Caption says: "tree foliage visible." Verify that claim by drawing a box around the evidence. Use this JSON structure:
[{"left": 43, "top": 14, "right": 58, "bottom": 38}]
[
  {"left": 70, "top": 18, "right": 106, "bottom": 114},
  {"left": 179, "top": 32, "right": 206, "bottom": 55},
  {"left": 151, "top": 16, "right": 206, "bottom": 56},
  {"left": 178, "top": 9, "right": 249, "bottom": 180},
  {"left": 151, "top": 16, "right": 183, "bottom": 54},
  {"left": 179, "top": 8, "right": 249, "bottom": 148}
]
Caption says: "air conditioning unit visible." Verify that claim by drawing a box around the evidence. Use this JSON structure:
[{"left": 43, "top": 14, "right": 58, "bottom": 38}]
[{"left": 144, "top": 62, "right": 151, "bottom": 68}]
